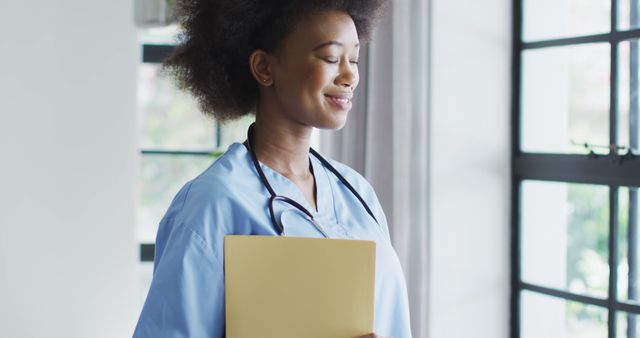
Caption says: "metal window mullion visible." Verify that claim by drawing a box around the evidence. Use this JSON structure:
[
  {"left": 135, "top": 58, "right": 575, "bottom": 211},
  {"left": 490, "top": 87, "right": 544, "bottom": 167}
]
[
  {"left": 514, "top": 154, "right": 640, "bottom": 186},
  {"left": 631, "top": 0, "right": 640, "bottom": 154},
  {"left": 142, "top": 44, "right": 175, "bottom": 64},
  {"left": 611, "top": 1, "right": 620, "bottom": 334},
  {"left": 521, "top": 28, "right": 640, "bottom": 50},
  {"left": 612, "top": 4, "right": 619, "bottom": 168},
  {"left": 611, "top": 3, "right": 620, "bottom": 335},
  {"left": 630, "top": 188, "right": 638, "bottom": 338},
  {"left": 140, "top": 149, "right": 219, "bottom": 156},
  {"left": 610, "top": 2, "right": 620, "bottom": 333},
  {"left": 511, "top": 178, "right": 522, "bottom": 338},
  {"left": 523, "top": 33, "right": 611, "bottom": 49},
  {"left": 215, "top": 122, "right": 222, "bottom": 149},
  {"left": 521, "top": 282, "right": 609, "bottom": 308},
  {"left": 524, "top": 278, "right": 640, "bottom": 315},
  {"left": 140, "top": 243, "right": 155, "bottom": 262},
  {"left": 511, "top": 0, "right": 523, "bottom": 336},
  {"left": 628, "top": 2, "right": 639, "bottom": 337},
  {"left": 522, "top": 280, "right": 640, "bottom": 315},
  {"left": 617, "top": 299, "right": 640, "bottom": 313},
  {"left": 610, "top": 184, "right": 620, "bottom": 338}
]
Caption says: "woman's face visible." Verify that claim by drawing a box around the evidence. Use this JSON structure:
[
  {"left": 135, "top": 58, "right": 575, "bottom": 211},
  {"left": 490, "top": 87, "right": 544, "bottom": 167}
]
[{"left": 269, "top": 10, "right": 360, "bottom": 130}]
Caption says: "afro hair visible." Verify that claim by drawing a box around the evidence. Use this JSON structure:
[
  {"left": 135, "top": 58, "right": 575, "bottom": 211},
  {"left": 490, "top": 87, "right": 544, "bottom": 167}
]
[{"left": 163, "top": 0, "right": 388, "bottom": 121}]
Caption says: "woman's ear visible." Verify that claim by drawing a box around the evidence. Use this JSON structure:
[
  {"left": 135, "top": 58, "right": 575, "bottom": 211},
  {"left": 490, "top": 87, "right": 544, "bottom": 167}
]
[{"left": 249, "top": 50, "right": 274, "bottom": 87}]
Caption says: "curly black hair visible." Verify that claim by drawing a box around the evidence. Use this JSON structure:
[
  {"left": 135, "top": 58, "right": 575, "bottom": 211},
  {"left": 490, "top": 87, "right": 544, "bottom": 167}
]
[{"left": 163, "top": 0, "right": 388, "bottom": 121}]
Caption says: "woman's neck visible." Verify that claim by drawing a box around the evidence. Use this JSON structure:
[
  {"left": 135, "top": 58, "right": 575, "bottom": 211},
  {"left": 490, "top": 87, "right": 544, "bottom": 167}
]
[{"left": 252, "top": 115, "right": 313, "bottom": 180}]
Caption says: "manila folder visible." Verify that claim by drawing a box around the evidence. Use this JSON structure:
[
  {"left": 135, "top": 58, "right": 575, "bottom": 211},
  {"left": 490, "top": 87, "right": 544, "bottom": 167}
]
[{"left": 224, "top": 235, "right": 376, "bottom": 338}]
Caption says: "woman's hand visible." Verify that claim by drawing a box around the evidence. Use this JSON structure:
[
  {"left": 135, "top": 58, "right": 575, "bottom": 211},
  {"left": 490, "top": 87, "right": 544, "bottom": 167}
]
[{"left": 357, "top": 334, "right": 392, "bottom": 338}]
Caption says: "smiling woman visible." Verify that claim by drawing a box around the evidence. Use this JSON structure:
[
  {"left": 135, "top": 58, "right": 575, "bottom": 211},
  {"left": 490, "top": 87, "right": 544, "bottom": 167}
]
[
  {"left": 133, "top": 1, "right": 411, "bottom": 338},
  {"left": 251, "top": 11, "right": 359, "bottom": 131},
  {"left": 248, "top": 10, "right": 360, "bottom": 131}
]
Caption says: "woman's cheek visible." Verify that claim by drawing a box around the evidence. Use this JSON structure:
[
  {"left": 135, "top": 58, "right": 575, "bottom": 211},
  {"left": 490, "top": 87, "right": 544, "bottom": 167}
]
[{"left": 306, "top": 64, "right": 334, "bottom": 88}]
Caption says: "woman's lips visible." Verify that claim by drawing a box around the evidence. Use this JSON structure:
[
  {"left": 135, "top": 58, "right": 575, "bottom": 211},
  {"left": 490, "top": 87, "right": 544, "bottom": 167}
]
[{"left": 325, "top": 93, "right": 353, "bottom": 110}]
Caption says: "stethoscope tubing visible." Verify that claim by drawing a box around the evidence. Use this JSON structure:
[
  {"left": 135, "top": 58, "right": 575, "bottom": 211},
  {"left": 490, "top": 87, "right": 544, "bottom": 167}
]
[{"left": 244, "top": 124, "right": 378, "bottom": 236}]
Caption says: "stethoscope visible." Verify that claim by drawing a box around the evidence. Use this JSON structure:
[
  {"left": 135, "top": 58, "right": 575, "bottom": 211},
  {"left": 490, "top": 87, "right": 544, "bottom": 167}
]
[{"left": 243, "top": 123, "right": 378, "bottom": 236}]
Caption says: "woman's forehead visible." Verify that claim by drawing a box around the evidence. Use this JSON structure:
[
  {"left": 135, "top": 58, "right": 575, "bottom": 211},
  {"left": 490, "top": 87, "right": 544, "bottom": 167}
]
[{"left": 285, "top": 10, "right": 360, "bottom": 51}]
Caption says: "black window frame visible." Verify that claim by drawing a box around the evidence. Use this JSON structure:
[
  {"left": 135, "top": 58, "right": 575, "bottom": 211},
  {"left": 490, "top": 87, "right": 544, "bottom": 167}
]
[
  {"left": 512, "top": 1, "right": 640, "bottom": 338},
  {"left": 138, "top": 43, "right": 221, "bottom": 262}
]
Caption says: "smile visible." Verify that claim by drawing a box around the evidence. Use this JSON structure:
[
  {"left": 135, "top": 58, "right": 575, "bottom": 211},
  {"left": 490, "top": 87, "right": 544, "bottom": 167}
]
[{"left": 325, "top": 94, "right": 352, "bottom": 110}]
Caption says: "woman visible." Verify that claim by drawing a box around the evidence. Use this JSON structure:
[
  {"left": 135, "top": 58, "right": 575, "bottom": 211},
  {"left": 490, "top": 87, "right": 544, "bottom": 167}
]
[{"left": 133, "top": 1, "right": 411, "bottom": 337}]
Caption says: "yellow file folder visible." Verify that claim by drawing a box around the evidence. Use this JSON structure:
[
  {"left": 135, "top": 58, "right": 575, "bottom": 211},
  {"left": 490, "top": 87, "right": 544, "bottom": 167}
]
[{"left": 224, "top": 235, "right": 376, "bottom": 338}]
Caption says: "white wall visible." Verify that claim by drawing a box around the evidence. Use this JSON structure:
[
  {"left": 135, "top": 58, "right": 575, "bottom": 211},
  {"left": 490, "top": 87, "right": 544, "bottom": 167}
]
[
  {"left": 0, "top": 1, "right": 138, "bottom": 337},
  {"left": 429, "top": 0, "right": 511, "bottom": 337}
]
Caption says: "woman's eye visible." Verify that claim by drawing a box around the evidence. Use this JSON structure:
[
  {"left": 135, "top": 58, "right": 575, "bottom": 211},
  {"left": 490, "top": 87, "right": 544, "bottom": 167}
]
[{"left": 322, "top": 57, "right": 358, "bottom": 64}]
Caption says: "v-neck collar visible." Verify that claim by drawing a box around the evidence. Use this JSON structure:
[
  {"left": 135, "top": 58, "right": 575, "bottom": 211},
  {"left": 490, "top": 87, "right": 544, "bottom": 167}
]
[
  {"left": 233, "top": 142, "right": 337, "bottom": 224},
  {"left": 255, "top": 152, "right": 334, "bottom": 218}
]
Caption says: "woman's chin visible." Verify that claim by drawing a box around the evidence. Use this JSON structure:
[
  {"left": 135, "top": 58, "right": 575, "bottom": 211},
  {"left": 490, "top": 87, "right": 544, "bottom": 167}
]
[{"left": 315, "top": 111, "right": 349, "bottom": 130}]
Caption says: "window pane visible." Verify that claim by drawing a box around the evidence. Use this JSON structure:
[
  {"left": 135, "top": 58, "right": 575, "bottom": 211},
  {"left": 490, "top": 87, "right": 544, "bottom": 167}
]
[
  {"left": 138, "top": 25, "right": 180, "bottom": 45},
  {"left": 137, "top": 154, "right": 215, "bottom": 242},
  {"left": 523, "top": 0, "right": 610, "bottom": 42},
  {"left": 618, "top": 311, "right": 640, "bottom": 338},
  {"left": 618, "top": 0, "right": 640, "bottom": 31},
  {"left": 138, "top": 63, "right": 216, "bottom": 150},
  {"left": 219, "top": 115, "right": 255, "bottom": 150},
  {"left": 521, "top": 181, "right": 610, "bottom": 298},
  {"left": 521, "top": 290, "right": 607, "bottom": 338},
  {"left": 618, "top": 187, "right": 640, "bottom": 301},
  {"left": 521, "top": 43, "right": 610, "bottom": 154},
  {"left": 618, "top": 40, "right": 640, "bottom": 153}
]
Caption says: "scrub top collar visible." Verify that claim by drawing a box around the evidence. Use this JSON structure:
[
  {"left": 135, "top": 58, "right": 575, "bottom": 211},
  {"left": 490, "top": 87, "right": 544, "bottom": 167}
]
[{"left": 239, "top": 143, "right": 337, "bottom": 223}]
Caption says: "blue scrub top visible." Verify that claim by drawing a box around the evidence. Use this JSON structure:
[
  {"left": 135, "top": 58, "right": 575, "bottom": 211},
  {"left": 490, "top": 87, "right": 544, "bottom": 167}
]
[{"left": 133, "top": 143, "right": 412, "bottom": 338}]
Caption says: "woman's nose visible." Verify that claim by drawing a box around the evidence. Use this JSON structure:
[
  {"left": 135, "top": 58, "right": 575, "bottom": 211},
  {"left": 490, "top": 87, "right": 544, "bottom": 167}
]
[{"left": 336, "top": 59, "right": 358, "bottom": 89}]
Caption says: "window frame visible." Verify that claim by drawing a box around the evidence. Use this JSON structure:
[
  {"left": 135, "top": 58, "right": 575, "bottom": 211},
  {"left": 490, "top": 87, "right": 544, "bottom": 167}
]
[
  {"left": 512, "top": 1, "right": 640, "bottom": 338},
  {"left": 138, "top": 43, "right": 220, "bottom": 262}
]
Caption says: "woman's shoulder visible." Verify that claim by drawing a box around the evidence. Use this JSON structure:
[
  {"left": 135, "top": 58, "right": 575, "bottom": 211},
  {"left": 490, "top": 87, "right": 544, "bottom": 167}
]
[
  {"left": 153, "top": 143, "right": 259, "bottom": 264},
  {"left": 174, "top": 144, "right": 244, "bottom": 192},
  {"left": 162, "top": 143, "right": 256, "bottom": 228},
  {"left": 192, "top": 143, "right": 253, "bottom": 190}
]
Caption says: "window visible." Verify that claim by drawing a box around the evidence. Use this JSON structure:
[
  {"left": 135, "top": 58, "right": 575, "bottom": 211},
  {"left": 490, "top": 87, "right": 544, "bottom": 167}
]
[
  {"left": 135, "top": 27, "right": 253, "bottom": 304},
  {"left": 513, "top": 1, "right": 640, "bottom": 338}
]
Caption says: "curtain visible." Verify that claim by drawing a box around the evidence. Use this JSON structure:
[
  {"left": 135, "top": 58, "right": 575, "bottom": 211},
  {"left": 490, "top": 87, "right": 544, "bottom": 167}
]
[{"left": 320, "top": 0, "right": 431, "bottom": 337}]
